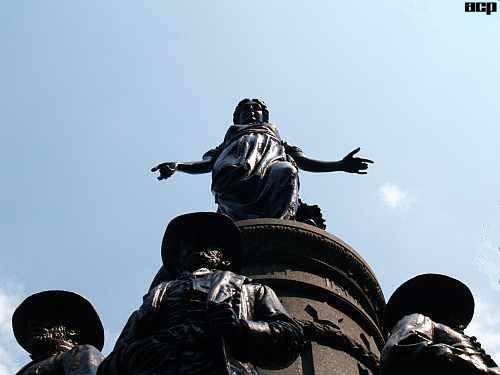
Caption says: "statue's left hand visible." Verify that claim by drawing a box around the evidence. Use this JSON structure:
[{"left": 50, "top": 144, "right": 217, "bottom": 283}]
[{"left": 341, "top": 148, "right": 373, "bottom": 174}]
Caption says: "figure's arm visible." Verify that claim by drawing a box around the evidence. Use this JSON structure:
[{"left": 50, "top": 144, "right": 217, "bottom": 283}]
[
  {"left": 436, "top": 325, "right": 499, "bottom": 373},
  {"left": 299, "top": 320, "right": 378, "bottom": 370},
  {"left": 151, "top": 158, "right": 214, "bottom": 180},
  {"left": 285, "top": 143, "right": 373, "bottom": 174},
  {"left": 208, "top": 285, "right": 304, "bottom": 369},
  {"left": 151, "top": 145, "right": 222, "bottom": 180},
  {"left": 97, "top": 289, "right": 160, "bottom": 375}
]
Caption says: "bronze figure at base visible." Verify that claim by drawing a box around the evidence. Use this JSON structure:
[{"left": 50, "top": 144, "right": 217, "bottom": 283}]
[
  {"left": 98, "top": 212, "right": 305, "bottom": 375},
  {"left": 13, "top": 290, "right": 104, "bottom": 375},
  {"left": 381, "top": 274, "right": 500, "bottom": 375}
]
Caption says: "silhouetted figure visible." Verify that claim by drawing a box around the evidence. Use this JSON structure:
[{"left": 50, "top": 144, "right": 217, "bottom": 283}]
[
  {"left": 381, "top": 274, "right": 500, "bottom": 375},
  {"left": 152, "top": 99, "right": 373, "bottom": 227},
  {"left": 13, "top": 290, "right": 104, "bottom": 375},
  {"left": 98, "top": 212, "right": 304, "bottom": 375}
]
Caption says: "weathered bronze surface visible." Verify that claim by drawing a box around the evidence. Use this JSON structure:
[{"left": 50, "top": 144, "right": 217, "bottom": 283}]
[
  {"left": 99, "top": 213, "right": 305, "bottom": 375},
  {"left": 152, "top": 99, "right": 373, "bottom": 227},
  {"left": 237, "top": 218, "right": 385, "bottom": 374},
  {"left": 13, "top": 290, "right": 104, "bottom": 375},
  {"left": 14, "top": 90, "right": 499, "bottom": 375},
  {"left": 381, "top": 274, "right": 500, "bottom": 375}
]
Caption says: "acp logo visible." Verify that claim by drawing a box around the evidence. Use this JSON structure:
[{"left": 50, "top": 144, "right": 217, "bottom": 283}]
[{"left": 465, "top": 2, "right": 498, "bottom": 14}]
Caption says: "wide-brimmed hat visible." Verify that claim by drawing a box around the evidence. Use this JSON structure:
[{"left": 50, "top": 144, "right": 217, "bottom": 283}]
[
  {"left": 385, "top": 273, "right": 474, "bottom": 331},
  {"left": 12, "top": 290, "right": 104, "bottom": 353},
  {"left": 161, "top": 212, "right": 242, "bottom": 276}
]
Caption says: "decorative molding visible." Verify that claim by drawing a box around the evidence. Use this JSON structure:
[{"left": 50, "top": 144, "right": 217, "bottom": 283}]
[{"left": 237, "top": 219, "right": 386, "bottom": 329}]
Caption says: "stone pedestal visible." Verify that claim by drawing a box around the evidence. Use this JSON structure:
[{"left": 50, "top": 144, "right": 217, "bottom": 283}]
[{"left": 236, "top": 219, "right": 385, "bottom": 375}]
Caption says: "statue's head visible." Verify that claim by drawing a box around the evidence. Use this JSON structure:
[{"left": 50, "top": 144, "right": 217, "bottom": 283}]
[
  {"left": 161, "top": 212, "right": 242, "bottom": 278},
  {"left": 12, "top": 291, "right": 104, "bottom": 360},
  {"left": 233, "top": 98, "right": 269, "bottom": 125}
]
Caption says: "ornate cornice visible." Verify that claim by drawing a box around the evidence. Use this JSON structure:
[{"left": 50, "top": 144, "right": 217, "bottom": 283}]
[{"left": 236, "top": 219, "right": 386, "bottom": 328}]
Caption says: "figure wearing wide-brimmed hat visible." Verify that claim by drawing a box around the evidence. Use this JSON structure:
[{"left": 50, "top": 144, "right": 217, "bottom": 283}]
[
  {"left": 13, "top": 290, "right": 104, "bottom": 375},
  {"left": 380, "top": 274, "right": 500, "bottom": 375},
  {"left": 98, "top": 212, "right": 304, "bottom": 375}
]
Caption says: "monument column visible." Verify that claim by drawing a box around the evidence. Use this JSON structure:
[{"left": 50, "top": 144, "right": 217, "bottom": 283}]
[{"left": 237, "top": 219, "right": 385, "bottom": 375}]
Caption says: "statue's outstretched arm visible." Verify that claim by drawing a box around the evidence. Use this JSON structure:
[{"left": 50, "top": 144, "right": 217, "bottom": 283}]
[
  {"left": 151, "top": 156, "right": 214, "bottom": 181},
  {"left": 151, "top": 145, "right": 221, "bottom": 181},
  {"left": 285, "top": 144, "right": 373, "bottom": 174}
]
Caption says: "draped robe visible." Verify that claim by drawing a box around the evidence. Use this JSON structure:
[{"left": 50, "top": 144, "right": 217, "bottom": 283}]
[{"left": 206, "top": 123, "right": 299, "bottom": 220}]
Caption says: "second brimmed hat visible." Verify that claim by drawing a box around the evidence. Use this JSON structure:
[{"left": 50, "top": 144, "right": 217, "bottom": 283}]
[
  {"left": 385, "top": 273, "right": 474, "bottom": 331},
  {"left": 161, "top": 212, "right": 242, "bottom": 276},
  {"left": 12, "top": 290, "right": 104, "bottom": 353}
]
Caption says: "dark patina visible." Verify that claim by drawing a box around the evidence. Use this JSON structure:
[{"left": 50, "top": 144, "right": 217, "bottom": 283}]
[
  {"left": 381, "top": 274, "right": 500, "bottom": 375},
  {"left": 13, "top": 290, "right": 104, "bottom": 375},
  {"left": 98, "top": 212, "right": 305, "bottom": 375},
  {"left": 151, "top": 98, "right": 373, "bottom": 228}
]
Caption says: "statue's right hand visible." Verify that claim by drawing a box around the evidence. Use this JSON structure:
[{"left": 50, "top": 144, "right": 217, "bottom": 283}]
[
  {"left": 207, "top": 301, "right": 244, "bottom": 340},
  {"left": 151, "top": 162, "right": 177, "bottom": 180}
]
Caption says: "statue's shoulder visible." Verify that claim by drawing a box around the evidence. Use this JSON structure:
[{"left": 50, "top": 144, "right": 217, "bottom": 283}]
[
  {"left": 222, "top": 125, "right": 241, "bottom": 142},
  {"left": 15, "top": 362, "right": 34, "bottom": 375},
  {"left": 386, "top": 313, "right": 434, "bottom": 348},
  {"left": 16, "top": 354, "right": 62, "bottom": 375},
  {"left": 397, "top": 313, "right": 432, "bottom": 327},
  {"left": 143, "top": 279, "right": 176, "bottom": 309}
]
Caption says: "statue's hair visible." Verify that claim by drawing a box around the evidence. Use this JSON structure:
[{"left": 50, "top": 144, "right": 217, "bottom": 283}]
[
  {"left": 233, "top": 98, "right": 269, "bottom": 124},
  {"left": 27, "top": 321, "right": 80, "bottom": 358}
]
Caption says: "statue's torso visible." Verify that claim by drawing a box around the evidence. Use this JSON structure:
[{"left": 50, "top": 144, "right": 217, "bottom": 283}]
[
  {"left": 122, "top": 270, "right": 256, "bottom": 375},
  {"left": 209, "top": 123, "right": 299, "bottom": 220},
  {"left": 213, "top": 123, "right": 288, "bottom": 181}
]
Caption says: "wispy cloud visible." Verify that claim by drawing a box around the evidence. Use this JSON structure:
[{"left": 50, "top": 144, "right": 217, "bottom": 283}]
[
  {"left": 476, "top": 238, "right": 500, "bottom": 293},
  {"left": 379, "top": 182, "right": 414, "bottom": 209},
  {"left": 466, "top": 297, "right": 500, "bottom": 363},
  {"left": 0, "top": 284, "right": 26, "bottom": 375}
]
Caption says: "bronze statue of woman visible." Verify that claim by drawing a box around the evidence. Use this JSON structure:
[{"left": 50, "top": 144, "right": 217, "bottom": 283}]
[{"left": 151, "top": 98, "right": 373, "bottom": 226}]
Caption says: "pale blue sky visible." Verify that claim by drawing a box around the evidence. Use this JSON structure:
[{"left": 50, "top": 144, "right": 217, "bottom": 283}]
[{"left": 1, "top": 1, "right": 500, "bottom": 372}]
